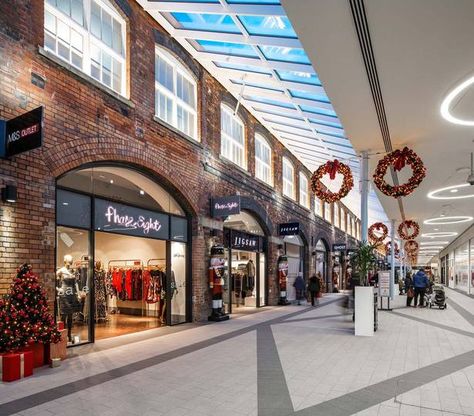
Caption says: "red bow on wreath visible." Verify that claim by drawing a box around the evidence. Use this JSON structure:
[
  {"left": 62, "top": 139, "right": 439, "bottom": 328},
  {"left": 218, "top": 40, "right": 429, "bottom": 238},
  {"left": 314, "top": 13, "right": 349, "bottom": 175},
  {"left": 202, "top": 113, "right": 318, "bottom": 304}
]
[
  {"left": 393, "top": 147, "right": 411, "bottom": 172},
  {"left": 326, "top": 160, "right": 340, "bottom": 180}
]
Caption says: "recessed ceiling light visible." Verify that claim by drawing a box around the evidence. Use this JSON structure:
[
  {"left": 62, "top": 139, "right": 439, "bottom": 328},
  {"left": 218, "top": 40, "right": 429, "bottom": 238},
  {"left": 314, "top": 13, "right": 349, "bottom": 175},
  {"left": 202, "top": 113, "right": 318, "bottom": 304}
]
[
  {"left": 424, "top": 216, "right": 473, "bottom": 225},
  {"left": 110, "top": 179, "right": 114, "bottom": 184},
  {"left": 440, "top": 214, "right": 445, "bottom": 217},
  {"left": 428, "top": 183, "right": 474, "bottom": 200},
  {"left": 62, "top": 202, "right": 69, "bottom": 206},
  {"left": 422, "top": 232, "right": 458, "bottom": 238},
  {"left": 440, "top": 75, "right": 474, "bottom": 126},
  {"left": 140, "top": 190, "right": 145, "bottom": 195}
]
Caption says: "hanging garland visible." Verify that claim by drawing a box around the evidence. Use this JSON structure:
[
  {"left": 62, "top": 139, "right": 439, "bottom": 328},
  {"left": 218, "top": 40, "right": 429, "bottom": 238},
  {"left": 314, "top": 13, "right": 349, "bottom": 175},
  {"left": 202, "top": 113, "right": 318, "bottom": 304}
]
[
  {"left": 404, "top": 240, "right": 419, "bottom": 253},
  {"left": 368, "top": 222, "right": 388, "bottom": 243},
  {"left": 373, "top": 147, "right": 426, "bottom": 198},
  {"left": 310, "top": 159, "right": 354, "bottom": 203},
  {"left": 398, "top": 220, "right": 420, "bottom": 240},
  {"left": 385, "top": 241, "right": 400, "bottom": 257}
]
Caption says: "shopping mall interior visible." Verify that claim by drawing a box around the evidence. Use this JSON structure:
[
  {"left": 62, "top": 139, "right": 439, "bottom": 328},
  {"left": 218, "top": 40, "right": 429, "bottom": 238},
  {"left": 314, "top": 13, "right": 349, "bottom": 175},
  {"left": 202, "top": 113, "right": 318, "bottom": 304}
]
[{"left": 0, "top": 0, "right": 473, "bottom": 415}]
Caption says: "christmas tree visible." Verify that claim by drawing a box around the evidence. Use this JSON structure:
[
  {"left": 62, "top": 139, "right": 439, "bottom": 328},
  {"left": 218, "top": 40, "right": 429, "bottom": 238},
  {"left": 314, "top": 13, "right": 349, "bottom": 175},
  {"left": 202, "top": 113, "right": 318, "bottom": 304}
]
[{"left": 0, "top": 264, "right": 60, "bottom": 353}]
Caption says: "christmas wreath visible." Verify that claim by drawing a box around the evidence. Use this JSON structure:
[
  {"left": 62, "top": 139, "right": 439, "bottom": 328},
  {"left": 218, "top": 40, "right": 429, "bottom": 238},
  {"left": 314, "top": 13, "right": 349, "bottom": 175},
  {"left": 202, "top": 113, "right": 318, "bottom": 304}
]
[
  {"left": 368, "top": 222, "right": 388, "bottom": 243},
  {"left": 404, "top": 240, "right": 419, "bottom": 253},
  {"left": 373, "top": 147, "right": 426, "bottom": 198},
  {"left": 398, "top": 220, "right": 420, "bottom": 240},
  {"left": 385, "top": 241, "right": 399, "bottom": 257},
  {"left": 311, "top": 159, "right": 354, "bottom": 203}
]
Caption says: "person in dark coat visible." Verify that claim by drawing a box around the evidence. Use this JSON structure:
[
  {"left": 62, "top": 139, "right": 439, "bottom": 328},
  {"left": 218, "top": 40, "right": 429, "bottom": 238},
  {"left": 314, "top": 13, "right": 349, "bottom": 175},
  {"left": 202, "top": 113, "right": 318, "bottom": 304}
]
[
  {"left": 413, "top": 269, "right": 429, "bottom": 307},
  {"left": 293, "top": 273, "right": 306, "bottom": 305},
  {"left": 308, "top": 275, "right": 320, "bottom": 306}
]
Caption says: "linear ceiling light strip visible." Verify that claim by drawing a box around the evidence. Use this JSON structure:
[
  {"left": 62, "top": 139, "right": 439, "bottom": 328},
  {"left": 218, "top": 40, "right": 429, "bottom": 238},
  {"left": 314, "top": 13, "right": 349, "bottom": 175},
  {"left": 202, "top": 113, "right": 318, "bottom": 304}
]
[{"left": 349, "top": 0, "right": 406, "bottom": 221}]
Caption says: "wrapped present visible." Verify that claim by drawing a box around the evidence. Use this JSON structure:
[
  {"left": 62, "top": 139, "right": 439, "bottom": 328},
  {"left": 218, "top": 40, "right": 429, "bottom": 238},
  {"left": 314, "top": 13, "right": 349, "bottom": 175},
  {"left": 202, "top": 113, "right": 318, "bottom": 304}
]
[
  {"left": 49, "top": 329, "right": 67, "bottom": 361},
  {"left": 1, "top": 351, "right": 34, "bottom": 382},
  {"left": 30, "top": 342, "right": 45, "bottom": 368}
]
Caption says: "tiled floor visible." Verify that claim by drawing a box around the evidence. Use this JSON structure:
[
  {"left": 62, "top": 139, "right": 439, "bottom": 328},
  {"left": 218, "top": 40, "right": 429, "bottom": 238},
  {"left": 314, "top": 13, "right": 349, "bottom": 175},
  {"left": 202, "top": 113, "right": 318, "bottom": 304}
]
[{"left": 0, "top": 289, "right": 473, "bottom": 416}]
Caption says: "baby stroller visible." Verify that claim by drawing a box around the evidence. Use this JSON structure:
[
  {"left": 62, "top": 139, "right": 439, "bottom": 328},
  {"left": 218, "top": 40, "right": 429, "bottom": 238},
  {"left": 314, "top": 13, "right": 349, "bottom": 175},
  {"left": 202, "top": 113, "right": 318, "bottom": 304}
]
[{"left": 428, "top": 285, "right": 447, "bottom": 309}]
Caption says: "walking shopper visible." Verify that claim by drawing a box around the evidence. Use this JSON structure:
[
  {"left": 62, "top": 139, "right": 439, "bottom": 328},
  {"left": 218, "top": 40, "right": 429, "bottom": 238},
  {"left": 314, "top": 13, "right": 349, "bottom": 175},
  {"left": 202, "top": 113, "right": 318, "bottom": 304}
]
[
  {"left": 293, "top": 273, "right": 305, "bottom": 305},
  {"left": 308, "top": 275, "right": 320, "bottom": 306},
  {"left": 413, "top": 269, "right": 429, "bottom": 307}
]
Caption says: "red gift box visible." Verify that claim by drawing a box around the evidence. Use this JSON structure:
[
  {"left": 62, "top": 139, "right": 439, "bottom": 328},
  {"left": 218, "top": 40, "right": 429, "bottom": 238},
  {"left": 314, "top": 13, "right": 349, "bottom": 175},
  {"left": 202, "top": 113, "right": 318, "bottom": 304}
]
[{"left": 1, "top": 351, "right": 34, "bottom": 382}]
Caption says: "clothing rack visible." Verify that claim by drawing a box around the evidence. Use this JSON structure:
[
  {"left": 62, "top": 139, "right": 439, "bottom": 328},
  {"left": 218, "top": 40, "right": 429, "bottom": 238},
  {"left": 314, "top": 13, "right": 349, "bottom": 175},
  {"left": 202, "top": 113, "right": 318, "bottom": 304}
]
[
  {"left": 147, "top": 258, "right": 165, "bottom": 267},
  {"left": 108, "top": 259, "right": 143, "bottom": 269}
]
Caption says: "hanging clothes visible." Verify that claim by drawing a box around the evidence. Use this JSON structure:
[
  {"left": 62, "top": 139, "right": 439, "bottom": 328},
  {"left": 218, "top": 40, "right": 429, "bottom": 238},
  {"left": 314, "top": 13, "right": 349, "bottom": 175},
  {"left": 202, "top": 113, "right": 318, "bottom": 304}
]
[{"left": 94, "top": 268, "right": 107, "bottom": 321}]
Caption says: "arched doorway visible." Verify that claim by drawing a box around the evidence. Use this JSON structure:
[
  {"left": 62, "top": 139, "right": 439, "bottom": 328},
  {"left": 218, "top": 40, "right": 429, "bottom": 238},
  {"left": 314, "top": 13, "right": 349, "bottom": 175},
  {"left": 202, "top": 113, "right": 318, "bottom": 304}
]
[
  {"left": 314, "top": 239, "right": 329, "bottom": 293},
  {"left": 223, "top": 210, "right": 267, "bottom": 313},
  {"left": 56, "top": 165, "right": 191, "bottom": 346},
  {"left": 284, "top": 234, "right": 305, "bottom": 302}
]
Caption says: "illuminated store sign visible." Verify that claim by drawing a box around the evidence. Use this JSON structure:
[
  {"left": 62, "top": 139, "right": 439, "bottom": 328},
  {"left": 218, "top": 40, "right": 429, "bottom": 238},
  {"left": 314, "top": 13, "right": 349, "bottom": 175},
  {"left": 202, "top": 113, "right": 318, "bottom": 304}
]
[
  {"left": 211, "top": 195, "right": 241, "bottom": 217},
  {"left": 279, "top": 222, "right": 300, "bottom": 236},
  {"left": 94, "top": 199, "right": 169, "bottom": 240},
  {"left": 1, "top": 107, "right": 43, "bottom": 158}
]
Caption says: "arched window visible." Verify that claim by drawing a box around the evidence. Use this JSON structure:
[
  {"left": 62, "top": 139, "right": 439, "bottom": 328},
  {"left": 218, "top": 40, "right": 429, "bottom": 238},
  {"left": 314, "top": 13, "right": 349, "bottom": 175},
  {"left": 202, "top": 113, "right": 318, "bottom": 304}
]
[
  {"left": 255, "top": 133, "right": 272, "bottom": 186},
  {"left": 44, "top": 0, "right": 126, "bottom": 95},
  {"left": 314, "top": 197, "right": 322, "bottom": 217},
  {"left": 282, "top": 157, "right": 295, "bottom": 200},
  {"left": 299, "top": 172, "right": 309, "bottom": 208},
  {"left": 221, "top": 104, "right": 246, "bottom": 168},
  {"left": 155, "top": 46, "right": 198, "bottom": 140},
  {"left": 334, "top": 203, "right": 340, "bottom": 228}
]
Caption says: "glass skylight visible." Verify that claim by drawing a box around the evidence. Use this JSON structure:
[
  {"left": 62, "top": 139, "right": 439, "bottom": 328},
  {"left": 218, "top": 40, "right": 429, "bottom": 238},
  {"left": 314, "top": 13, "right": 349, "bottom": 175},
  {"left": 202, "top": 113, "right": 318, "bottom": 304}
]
[
  {"left": 146, "top": 0, "right": 389, "bottom": 227},
  {"left": 227, "top": 0, "right": 280, "bottom": 4},
  {"left": 231, "top": 79, "right": 284, "bottom": 93},
  {"left": 244, "top": 95, "right": 296, "bottom": 109},
  {"left": 276, "top": 70, "right": 321, "bottom": 86},
  {"left": 196, "top": 40, "right": 258, "bottom": 58},
  {"left": 300, "top": 104, "right": 337, "bottom": 118},
  {"left": 238, "top": 16, "right": 297, "bottom": 38},
  {"left": 309, "top": 118, "right": 343, "bottom": 129},
  {"left": 259, "top": 46, "right": 311, "bottom": 64},
  {"left": 171, "top": 13, "right": 239, "bottom": 34},
  {"left": 215, "top": 61, "right": 272, "bottom": 75},
  {"left": 290, "top": 89, "right": 330, "bottom": 103}
]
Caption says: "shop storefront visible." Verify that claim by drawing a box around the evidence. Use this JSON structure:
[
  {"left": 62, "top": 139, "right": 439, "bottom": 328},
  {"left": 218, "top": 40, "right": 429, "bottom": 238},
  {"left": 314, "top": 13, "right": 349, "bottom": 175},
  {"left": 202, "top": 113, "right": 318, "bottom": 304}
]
[
  {"left": 314, "top": 239, "right": 328, "bottom": 292},
  {"left": 278, "top": 223, "right": 306, "bottom": 302},
  {"left": 222, "top": 211, "right": 267, "bottom": 313},
  {"left": 332, "top": 243, "right": 347, "bottom": 292},
  {"left": 442, "top": 238, "right": 474, "bottom": 295},
  {"left": 55, "top": 165, "right": 191, "bottom": 346}
]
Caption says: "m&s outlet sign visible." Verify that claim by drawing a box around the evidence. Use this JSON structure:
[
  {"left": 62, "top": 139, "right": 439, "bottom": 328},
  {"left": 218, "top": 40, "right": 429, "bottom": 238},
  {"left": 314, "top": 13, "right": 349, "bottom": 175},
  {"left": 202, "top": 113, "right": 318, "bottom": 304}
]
[{"left": 1, "top": 107, "right": 43, "bottom": 158}]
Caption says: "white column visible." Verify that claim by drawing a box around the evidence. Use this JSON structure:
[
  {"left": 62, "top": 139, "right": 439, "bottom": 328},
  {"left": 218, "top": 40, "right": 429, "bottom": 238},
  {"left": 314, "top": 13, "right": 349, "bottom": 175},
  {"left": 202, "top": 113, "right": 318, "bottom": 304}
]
[
  {"left": 390, "top": 219, "right": 395, "bottom": 299},
  {"left": 360, "top": 151, "right": 369, "bottom": 243}
]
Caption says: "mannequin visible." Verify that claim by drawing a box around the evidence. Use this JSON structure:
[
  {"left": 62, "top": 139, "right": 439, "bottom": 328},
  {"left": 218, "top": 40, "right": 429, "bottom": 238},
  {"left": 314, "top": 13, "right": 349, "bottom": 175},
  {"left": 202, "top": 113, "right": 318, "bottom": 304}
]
[
  {"left": 56, "top": 254, "right": 82, "bottom": 342},
  {"left": 246, "top": 259, "right": 255, "bottom": 294},
  {"left": 277, "top": 255, "right": 290, "bottom": 305},
  {"left": 208, "top": 244, "right": 229, "bottom": 321}
]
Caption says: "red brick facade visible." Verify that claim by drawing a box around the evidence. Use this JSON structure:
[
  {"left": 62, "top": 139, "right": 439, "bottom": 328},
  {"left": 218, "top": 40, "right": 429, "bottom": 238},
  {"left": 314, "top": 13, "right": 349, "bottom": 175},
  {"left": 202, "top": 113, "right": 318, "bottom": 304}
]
[{"left": 0, "top": 0, "right": 359, "bottom": 321}]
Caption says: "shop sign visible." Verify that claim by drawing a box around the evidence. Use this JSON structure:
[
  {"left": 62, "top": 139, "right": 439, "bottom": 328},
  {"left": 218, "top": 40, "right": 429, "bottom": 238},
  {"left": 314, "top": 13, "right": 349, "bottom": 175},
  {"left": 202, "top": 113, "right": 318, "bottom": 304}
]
[
  {"left": 230, "top": 230, "right": 260, "bottom": 252},
  {"left": 1, "top": 107, "right": 43, "bottom": 158},
  {"left": 378, "top": 271, "right": 390, "bottom": 297},
  {"left": 211, "top": 195, "right": 241, "bottom": 218},
  {"left": 278, "top": 222, "right": 300, "bottom": 236},
  {"left": 94, "top": 198, "right": 169, "bottom": 240},
  {"left": 332, "top": 243, "right": 346, "bottom": 251}
]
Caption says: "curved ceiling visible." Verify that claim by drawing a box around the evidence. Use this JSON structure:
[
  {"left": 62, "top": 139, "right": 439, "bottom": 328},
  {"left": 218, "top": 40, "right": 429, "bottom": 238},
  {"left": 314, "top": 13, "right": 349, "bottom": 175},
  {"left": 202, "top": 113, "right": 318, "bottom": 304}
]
[{"left": 283, "top": 0, "right": 474, "bottom": 263}]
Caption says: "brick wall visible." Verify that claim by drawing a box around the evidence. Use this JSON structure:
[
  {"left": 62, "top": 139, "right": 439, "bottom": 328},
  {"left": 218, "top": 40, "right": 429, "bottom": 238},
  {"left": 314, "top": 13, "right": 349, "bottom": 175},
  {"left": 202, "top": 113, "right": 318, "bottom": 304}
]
[{"left": 0, "top": 0, "right": 359, "bottom": 320}]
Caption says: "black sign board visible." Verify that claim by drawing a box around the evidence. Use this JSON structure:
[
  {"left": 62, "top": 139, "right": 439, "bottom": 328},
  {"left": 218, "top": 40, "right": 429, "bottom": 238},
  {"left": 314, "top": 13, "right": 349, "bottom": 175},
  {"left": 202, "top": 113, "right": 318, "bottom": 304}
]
[
  {"left": 2, "top": 107, "right": 43, "bottom": 158},
  {"left": 279, "top": 222, "right": 300, "bottom": 236},
  {"left": 332, "top": 243, "right": 346, "bottom": 252},
  {"left": 230, "top": 230, "right": 261, "bottom": 252},
  {"left": 211, "top": 195, "right": 241, "bottom": 218},
  {"left": 94, "top": 198, "right": 169, "bottom": 240}
]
